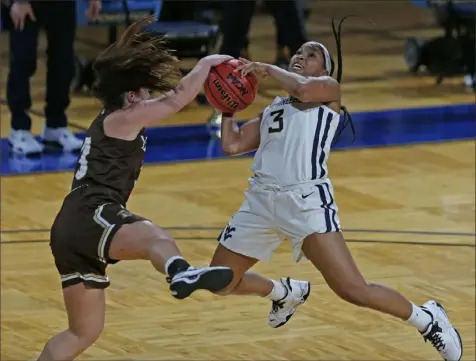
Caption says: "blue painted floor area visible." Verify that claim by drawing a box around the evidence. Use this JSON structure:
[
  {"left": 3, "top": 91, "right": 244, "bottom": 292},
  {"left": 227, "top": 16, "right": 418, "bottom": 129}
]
[{"left": 1, "top": 103, "right": 475, "bottom": 176}]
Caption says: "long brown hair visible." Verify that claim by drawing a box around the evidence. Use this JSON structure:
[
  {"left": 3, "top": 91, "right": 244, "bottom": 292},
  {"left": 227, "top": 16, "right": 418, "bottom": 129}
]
[{"left": 92, "top": 16, "right": 181, "bottom": 109}]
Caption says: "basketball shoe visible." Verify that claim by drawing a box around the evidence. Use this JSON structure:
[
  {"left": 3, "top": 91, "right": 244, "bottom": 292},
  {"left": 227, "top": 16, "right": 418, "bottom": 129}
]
[
  {"left": 9, "top": 130, "right": 44, "bottom": 156},
  {"left": 420, "top": 300, "right": 463, "bottom": 361},
  {"left": 41, "top": 127, "right": 83, "bottom": 152},
  {"left": 268, "top": 277, "right": 311, "bottom": 328},
  {"left": 168, "top": 266, "right": 233, "bottom": 299}
]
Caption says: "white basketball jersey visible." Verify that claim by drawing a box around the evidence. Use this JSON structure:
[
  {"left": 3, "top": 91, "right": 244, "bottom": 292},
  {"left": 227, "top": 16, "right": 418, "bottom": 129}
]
[{"left": 251, "top": 96, "right": 340, "bottom": 186}]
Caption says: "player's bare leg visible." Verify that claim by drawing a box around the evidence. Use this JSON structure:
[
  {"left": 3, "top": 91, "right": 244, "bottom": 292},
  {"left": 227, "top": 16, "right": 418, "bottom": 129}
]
[
  {"left": 302, "top": 232, "right": 462, "bottom": 361},
  {"left": 210, "top": 244, "right": 263, "bottom": 295},
  {"left": 210, "top": 244, "right": 310, "bottom": 328},
  {"left": 38, "top": 223, "right": 234, "bottom": 361},
  {"left": 109, "top": 221, "right": 234, "bottom": 299},
  {"left": 37, "top": 284, "right": 105, "bottom": 361}
]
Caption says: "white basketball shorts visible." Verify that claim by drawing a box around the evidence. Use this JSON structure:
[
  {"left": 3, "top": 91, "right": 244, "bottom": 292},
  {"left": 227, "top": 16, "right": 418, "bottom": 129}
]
[{"left": 217, "top": 178, "right": 341, "bottom": 262}]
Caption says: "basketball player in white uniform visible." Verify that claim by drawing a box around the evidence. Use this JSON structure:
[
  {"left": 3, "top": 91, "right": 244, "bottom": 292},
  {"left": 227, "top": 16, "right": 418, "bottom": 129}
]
[{"left": 207, "top": 20, "right": 463, "bottom": 361}]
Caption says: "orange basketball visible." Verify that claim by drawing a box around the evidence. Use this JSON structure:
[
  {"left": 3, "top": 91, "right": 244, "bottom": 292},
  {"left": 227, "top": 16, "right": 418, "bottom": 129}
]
[{"left": 204, "top": 59, "right": 258, "bottom": 113}]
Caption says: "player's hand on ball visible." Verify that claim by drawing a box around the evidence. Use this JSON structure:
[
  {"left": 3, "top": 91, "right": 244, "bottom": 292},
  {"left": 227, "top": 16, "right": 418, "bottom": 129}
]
[
  {"left": 200, "top": 54, "right": 234, "bottom": 68},
  {"left": 236, "top": 58, "right": 269, "bottom": 80}
]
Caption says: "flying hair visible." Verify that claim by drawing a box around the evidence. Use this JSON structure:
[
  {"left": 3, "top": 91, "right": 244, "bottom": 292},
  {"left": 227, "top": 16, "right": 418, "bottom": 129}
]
[{"left": 92, "top": 16, "right": 182, "bottom": 109}]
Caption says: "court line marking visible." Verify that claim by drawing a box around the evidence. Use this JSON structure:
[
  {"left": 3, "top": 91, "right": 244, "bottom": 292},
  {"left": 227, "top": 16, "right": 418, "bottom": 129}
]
[
  {"left": 2, "top": 138, "right": 474, "bottom": 178},
  {"left": 1, "top": 237, "right": 474, "bottom": 248},
  {"left": 1, "top": 227, "right": 475, "bottom": 237}
]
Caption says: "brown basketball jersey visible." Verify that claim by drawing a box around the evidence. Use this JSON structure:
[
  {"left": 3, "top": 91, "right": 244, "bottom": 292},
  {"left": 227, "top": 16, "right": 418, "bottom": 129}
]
[{"left": 71, "top": 109, "right": 146, "bottom": 205}]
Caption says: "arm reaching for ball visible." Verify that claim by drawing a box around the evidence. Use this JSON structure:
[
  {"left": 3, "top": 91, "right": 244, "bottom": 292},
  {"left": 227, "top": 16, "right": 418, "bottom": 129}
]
[
  {"left": 105, "top": 54, "right": 233, "bottom": 139},
  {"left": 132, "top": 54, "right": 234, "bottom": 128},
  {"left": 236, "top": 58, "right": 340, "bottom": 104},
  {"left": 221, "top": 112, "right": 262, "bottom": 156}
]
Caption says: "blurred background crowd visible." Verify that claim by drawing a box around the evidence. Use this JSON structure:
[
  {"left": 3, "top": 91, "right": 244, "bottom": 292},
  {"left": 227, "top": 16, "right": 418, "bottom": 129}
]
[{"left": 0, "top": 0, "right": 474, "bottom": 157}]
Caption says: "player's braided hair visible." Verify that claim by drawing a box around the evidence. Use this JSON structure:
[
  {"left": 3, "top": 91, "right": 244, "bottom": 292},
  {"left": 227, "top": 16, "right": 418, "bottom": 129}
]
[
  {"left": 92, "top": 16, "right": 181, "bottom": 109},
  {"left": 328, "top": 16, "right": 356, "bottom": 146}
]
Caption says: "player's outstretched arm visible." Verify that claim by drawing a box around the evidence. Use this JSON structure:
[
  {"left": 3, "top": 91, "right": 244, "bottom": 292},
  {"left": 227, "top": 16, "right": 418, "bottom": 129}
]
[
  {"left": 105, "top": 55, "right": 233, "bottom": 140},
  {"left": 221, "top": 112, "right": 262, "bottom": 156},
  {"left": 134, "top": 55, "right": 233, "bottom": 126},
  {"left": 236, "top": 60, "right": 340, "bottom": 104}
]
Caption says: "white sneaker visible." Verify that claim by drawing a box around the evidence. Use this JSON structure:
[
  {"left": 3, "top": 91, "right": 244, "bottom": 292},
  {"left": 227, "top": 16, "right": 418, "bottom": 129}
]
[
  {"left": 8, "top": 130, "right": 44, "bottom": 156},
  {"left": 421, "top": 300, "right": 463, "bottom": 361},
  {"left": 41, "top": 127, "right": 83, "bottom": 152},
  {"left": 268, "top": 277, "right": 311, "bottom": 328}
]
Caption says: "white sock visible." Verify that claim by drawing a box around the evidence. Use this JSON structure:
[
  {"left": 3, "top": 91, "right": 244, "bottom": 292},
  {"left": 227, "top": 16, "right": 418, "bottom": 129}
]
[
  {"left": 265, "top": 279, "right": 287, "bottom": 301},
  {"left": 407, "top": 303, "right": 433, "bottom": 332}
]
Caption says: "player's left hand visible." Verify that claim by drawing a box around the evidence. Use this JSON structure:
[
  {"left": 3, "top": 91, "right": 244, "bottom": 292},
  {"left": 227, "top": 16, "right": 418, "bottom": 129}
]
[
  {"left": 236, "top": 58, "right": 269, "bottom": 80},
  {"left": 200, "top": 54, "right": 234, "bottom": 68}
]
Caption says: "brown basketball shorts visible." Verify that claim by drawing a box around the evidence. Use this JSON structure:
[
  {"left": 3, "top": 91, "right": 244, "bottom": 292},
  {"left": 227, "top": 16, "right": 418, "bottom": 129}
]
[{"left": 50, "top": 194, "right": 146, "bottom": 289}]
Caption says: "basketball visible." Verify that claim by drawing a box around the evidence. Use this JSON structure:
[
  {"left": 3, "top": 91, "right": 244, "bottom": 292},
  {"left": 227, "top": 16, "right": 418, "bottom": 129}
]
[{"left": 204, "top": 59, "right": 258, "bottom": 113}]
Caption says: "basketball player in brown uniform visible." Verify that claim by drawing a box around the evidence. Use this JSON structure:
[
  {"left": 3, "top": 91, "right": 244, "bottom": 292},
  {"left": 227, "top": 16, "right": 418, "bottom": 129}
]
[{"left": 37, "top": 18, "right": 234, "bottom": 361}]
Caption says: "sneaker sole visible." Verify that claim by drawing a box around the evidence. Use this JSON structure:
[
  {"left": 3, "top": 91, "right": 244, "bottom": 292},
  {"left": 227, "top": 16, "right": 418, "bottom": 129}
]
[
  {"left": 436, "top": 302, "right": 463, "bottom": 361},
  {"left": 453, "top": 328, "right": 463, "bottom": 361},
  {"left": 272, "top": 282, "right": 311, "bottom": 329},
  {"left": 169, "top": 267, "right": 233, "bottom": 300}
]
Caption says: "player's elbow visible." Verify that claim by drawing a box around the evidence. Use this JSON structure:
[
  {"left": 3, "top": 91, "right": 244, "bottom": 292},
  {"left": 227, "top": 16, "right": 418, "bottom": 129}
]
[
  {"left": 294, "top": 82, "right": 314, "bottom": 102},
  {"left": 222, "top": 142, "right": 240, "bottom": 156},
  {"left": 171, "top": 92, "right": 193, "bottom": 112},
  {"left": 295, "top": 78, "right": 339, "bottom": 103}
]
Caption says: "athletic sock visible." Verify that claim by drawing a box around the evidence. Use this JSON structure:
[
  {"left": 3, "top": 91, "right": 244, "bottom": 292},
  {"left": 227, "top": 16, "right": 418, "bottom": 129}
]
[
  {"left": 165, "top": 256, "right": 191, "bottom": 278},
  {"left": 265, "top": 279, "right": 287, "bottom": 301},
  {"left": 407, "top": 303, "right": 433, "bottom": 332}
]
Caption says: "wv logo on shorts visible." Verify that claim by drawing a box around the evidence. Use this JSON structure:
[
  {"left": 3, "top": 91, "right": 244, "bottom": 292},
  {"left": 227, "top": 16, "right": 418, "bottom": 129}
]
[{"left": 218, "top": 224, "right": 236, "bottom": 242}]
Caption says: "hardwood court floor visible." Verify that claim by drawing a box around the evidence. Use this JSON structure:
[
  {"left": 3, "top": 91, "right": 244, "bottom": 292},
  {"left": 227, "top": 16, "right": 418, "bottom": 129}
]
[
  {"left": 0, "top": 0, "right": 475, "bottom": 136},
  {"left": 2, "top": 140, "right": 475, "bottom": 360}
]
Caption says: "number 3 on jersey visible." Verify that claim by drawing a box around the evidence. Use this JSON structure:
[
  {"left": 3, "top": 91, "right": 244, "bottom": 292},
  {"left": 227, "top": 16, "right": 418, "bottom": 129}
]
[
  {"left": 75, "top": 137, "right": 91, "bottom": 180},
  {"left": 268, "top": 109, "right": 284, "bottom": 133}
]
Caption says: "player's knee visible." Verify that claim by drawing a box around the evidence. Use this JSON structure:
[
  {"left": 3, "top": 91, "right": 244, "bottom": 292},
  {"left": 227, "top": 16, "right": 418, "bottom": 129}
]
[
  {"left": 146, "top": 222, "right": 176, "bottom": 244},
  {"left": 69, "top": 320, "right": 104, "bottom": 352},
  {"left": 330, "top": 280, "right": 370, "bottom": 307},
  {"left": 146, "top": 231, "right": 176, "bottom": 255},
  {"left": 133, "top": 222, "right": 177, "bottom": 259}
]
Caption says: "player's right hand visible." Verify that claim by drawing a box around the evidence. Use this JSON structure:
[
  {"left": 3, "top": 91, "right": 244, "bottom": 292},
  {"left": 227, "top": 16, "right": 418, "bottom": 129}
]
[
  {"left": 236, "top": 58, "right": 269, "bottom": 80},
  {"left": 200, "top": 54, "right": 234, "bottom": 68},
  {"left": 10, "top": 1, "right": 36, "bottom": 31}
]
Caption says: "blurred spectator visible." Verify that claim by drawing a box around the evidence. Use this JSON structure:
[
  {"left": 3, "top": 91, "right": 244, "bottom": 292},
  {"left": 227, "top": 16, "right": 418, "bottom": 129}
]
[
  {"left": 219, "top": 0, "right": 308, "bottom": 67},
  {"left": 5, "top": 0, "right": 100, "bottom": 156},
  {"left": 247, "top": 0, "right": 311, "bottom": 68},
  {"left": 159, "top": 0, "right": 209, "bottom": 21}
]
